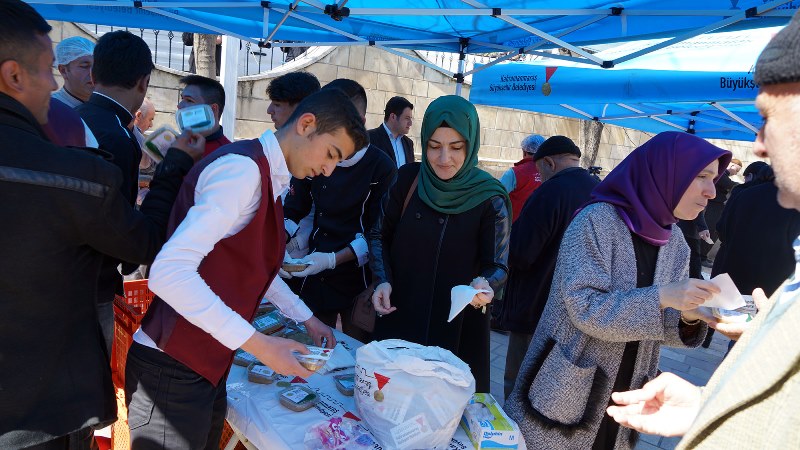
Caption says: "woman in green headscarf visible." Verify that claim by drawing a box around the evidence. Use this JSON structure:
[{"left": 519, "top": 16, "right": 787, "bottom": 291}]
[{"left": 368, "top": 95, "right": 511, "bottom": 391}]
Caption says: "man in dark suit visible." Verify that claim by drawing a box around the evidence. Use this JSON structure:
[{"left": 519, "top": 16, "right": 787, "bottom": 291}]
[
  {"left": 77, "top": 30, "right": 156, "bottom": 354},
  {"left": 368, "top": 96, "right": 414, "bottom": 167}
]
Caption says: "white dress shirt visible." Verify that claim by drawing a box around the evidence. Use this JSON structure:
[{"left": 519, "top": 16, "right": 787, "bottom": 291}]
[
  {"left": 133, "top": 130, "right": 313, "bottom": 351},
  {"left": 383, "top": 122, "right": 406, "bottom": 167}
]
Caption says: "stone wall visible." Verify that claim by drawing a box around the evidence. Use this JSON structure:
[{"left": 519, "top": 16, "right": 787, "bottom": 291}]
[{"left": 49, "top": 21, "right": 760, "bottom": 178}]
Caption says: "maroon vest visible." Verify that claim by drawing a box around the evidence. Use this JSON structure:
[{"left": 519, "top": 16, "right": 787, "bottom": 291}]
[
  {"left": 141, "top": 139, "right": 285, "bottom": 385},
  {"left": 509, "top": 156, "right": 542, "bottom": 222},
  {"left": 202, "top": 134, "right": 232, "bottom": 158}
]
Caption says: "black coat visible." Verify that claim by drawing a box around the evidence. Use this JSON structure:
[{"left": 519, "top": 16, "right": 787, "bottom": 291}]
[
  {"left": 368, "top": 125, "right": 414, "bottom": 166},
  {"left": 78, "top": 93, "right": 143, "bottom": 303},
  {"left": 494, "top": 167, "right": 599, "bottom": 334},
  {"left": 283, "top": 145, "right": 397, "bottom": 312},
  {"left": 712, "top": 182, "right": 800, "bottom": 297},
  {"left": 368, "top": 163, "right": 510, "bottom": 392},
  {"left": 0, "top": 93, "right": 191, "bottom": 448}
]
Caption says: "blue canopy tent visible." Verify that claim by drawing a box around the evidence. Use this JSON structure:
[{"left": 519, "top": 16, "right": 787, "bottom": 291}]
[
  {"left": 469, "top": 27, "right": 778, "bottom": 141},
  {"left": 31, "top": 1, "right": 793, "bottom": 137},
  {"left": 31, "top": 1, "right": 797, "bottom": 79}
]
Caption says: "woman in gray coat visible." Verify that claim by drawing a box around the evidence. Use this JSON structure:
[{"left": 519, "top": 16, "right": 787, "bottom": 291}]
[{"left": 505, "top": 132, "right": 731, "bottom": 449}]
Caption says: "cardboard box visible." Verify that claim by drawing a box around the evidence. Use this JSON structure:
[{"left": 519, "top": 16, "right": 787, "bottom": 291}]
[{"left": 459, "top": 393, "right": 520, "bottom": 449}]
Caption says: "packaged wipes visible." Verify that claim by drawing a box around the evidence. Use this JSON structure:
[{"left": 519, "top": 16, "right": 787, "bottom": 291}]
[{"left": 460, "top": 393, "right": 520, "bottom": 449}]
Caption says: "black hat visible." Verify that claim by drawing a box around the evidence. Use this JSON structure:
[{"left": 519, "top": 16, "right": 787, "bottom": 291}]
[
  {"left": 755, "top": 12, "right": 800, "bottom": 86},
  {"left": 533, "top": 135, "right": 582, "bottom": 161}
]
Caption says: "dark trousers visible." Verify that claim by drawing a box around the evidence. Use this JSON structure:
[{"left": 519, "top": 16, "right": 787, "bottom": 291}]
[
  {"left": 701, "top": 202, "right": 724, "bottom": 259},
  {"left": 503, "top": 331, "right": 533, "bottom": 399},
  {"left": 25, "top": 428, "right": 95, "bottom": 450},
  {"left": 315, "top": 302, "right": 371, "bottom": 343},
  {"left": 125, "top": 342, "right": 227, "bottom": 450}
]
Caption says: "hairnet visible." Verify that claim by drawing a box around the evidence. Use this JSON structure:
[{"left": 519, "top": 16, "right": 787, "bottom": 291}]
[
  {"left": 521, "top": 134, "right": 546, "bottom": 154},
  {"left": 55, "top": 36, "right": 95, "bottom": 66}
]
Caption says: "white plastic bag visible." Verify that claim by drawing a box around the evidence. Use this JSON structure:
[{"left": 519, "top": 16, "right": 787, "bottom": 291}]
[{"left": 354, "top": 339, "right": 475, "bottom": 449}]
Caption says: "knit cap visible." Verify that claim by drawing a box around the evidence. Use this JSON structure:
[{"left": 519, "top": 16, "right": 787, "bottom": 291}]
[
  {"left": 755, "top": 12, "right": 800, "bottom": 86},
  {"left": 533, "top": 135, "right": 582, "bottom": 161}
]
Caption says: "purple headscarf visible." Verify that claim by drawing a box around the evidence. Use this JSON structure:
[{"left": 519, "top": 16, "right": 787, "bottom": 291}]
[{"left": 587, "top": 131, "right": 732, "bottom": 246}]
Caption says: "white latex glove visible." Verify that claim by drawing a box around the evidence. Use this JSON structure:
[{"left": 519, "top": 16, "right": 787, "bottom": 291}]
[
  {"left": 293, "top": 252, "right": 336, "bottom": 277},
  {"left": 278, "top": 250, "right": 294, "bottom": 279}
]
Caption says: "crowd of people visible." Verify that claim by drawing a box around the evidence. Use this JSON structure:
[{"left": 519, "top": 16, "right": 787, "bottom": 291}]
[{"left": 2, "top": 0, "right": 800, "bottom": 448}]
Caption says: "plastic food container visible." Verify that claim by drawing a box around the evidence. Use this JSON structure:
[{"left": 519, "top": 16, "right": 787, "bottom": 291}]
[
  {"left": 247, "top": 362, "right": 277, "bottom": 384},
  {"left": 282, "top": 329, "right": 314, "bottom": 346},
  {"left": 252, "top": 311, "right": 285, "bottom": 335},
  {"left": 279, "top": 386, "right": 318, "bottom": 412},
  {"left": 175, "top": 104, "right": 215, "bottom": 134},
  {"left": 143, "top": 126, "right": 178, "bottom": 162},
  {"left": 257, "top": 301, "right": 276, "bottom": 315},
  {"left": 333, "top": 373, "right": 355, "bottom": 396},
  {"left": 282, "top": 262, "right": 310, "bottom": 273},
  {"left": 233, "top": 350, "right": 259, "bottom": 367},
  {"left": 711, "top": 307, "right": 752, "bottom": 323},
  {"left": 294, "top": 346, "right": 333, "bottom": 372}
]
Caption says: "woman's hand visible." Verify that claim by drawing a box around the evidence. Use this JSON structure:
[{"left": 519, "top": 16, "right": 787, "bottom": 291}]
[
  {"left": 372, "top": 282, "right": 397, "bottom": 316},
  {"left": 469, "top": 277, "right": 494, "bottom": 308},
  {"left": 710, "top": 287, "right": 771, "bottom": 341},
  {"left": 680, "top": 306, "right": 716, "bottom": 324},
  {"left": 659, "top": 279, "right": 720, "bottom": 311}
]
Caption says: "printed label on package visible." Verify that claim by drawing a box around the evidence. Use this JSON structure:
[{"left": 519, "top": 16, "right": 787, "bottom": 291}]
[{"left": 390, "top": 413, "right": 431, "bottom": 448}]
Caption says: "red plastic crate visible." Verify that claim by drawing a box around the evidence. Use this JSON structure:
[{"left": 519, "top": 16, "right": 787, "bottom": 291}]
[
  {"left": 115, "top": 279, "right": 155, "bottom": 320},
  {"left": 111, "top": 280, "right": 155, "bottom": 387}
]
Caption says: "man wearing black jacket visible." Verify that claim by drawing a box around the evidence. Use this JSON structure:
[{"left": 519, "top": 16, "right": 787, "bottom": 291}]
[
  {"left": 77, "top": 30, "right": 155, "bottom": 353},
  {"left": 368, "top": 96, "right": 414, "bottom": 167},
  {"left": 0, "top": 2, "right": 203, "bottom": 447},
  {"left": 494, "top": 136, "right": 599, "bottom": 398},
  {"left": 283, "top": 79, "right": 396, "bottom": 340}
]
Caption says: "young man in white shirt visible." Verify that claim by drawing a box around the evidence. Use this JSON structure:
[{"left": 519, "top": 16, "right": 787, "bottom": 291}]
[{"left": 126, "top": 88, "right": 369, "bottom": 449}]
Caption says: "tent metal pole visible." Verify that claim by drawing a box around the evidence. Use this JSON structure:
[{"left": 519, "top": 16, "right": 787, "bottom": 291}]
[
  {"left": 599, "top": 106, "right": 717, "bottom": 121},
  {"left": 671, "top": 112, "right": 751, "bottom": 130},
  {"left": 297, "top": 0, "right": 327, "bottom": 10},
  {"left": 616, "top": 103, "right": 686, "bottom": 130},
  {"left": 219, "top": 35, "right": 240, "bottom": 140},
  {"left": 460, "top": 0, "right": 605, "bottom": 66},
  {"left": 463, "top": 52, "right": 518, "bottom": 77},
  {"left": 464, "top": 41, "right": 515, "bottom": 52},
  {"left": 265, "top": 0, "right": 299, "bottom": 43},
  {"left": 378, "top": 46, "right": 455, "bottom": 76},
  {"left": 560, "top": 104, "right": 594, "bottom": 119},
  {"left": 271, "top": 5, "right": 363, "bottom": 41},
  {"left": 144, "top": 7, "right": 260, "bottom": 45},
  {"left": 464, "top": 14, "right": 608, "bottom": 77},
  {"left": 612, "top": 0, "right": 795, "bottom": 66},
  {"left": 495, "top": 15, "right": 606, "bottom": 66},
  {"left": 710, "top": 102, "right": 761, "bottom": 134},
  {"left": 329, "top": 7, "right": 768, "bottom": 17},
  {"left": 262, "top": 5, "right": 269, "bottom": 39},
  {"left": 523, "top": 50, "right": 604, "bottom": 66},
  {"left": 451, "top": 38, "right": 467, "bottom": 96}
]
